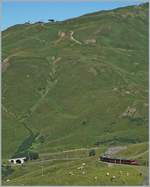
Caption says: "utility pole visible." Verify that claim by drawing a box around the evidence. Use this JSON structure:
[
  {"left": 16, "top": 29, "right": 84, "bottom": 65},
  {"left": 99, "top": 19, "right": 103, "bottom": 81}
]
[
  {"left": 41, "top": 165, "right": 44, "bottom": 176},
  {"left": 28, "top": 151, "right": 30, "bottom": 161}
]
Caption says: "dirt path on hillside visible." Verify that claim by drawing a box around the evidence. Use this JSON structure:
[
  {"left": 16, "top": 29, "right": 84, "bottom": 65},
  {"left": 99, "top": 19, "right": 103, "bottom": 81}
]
[
  {"left": 21, "top": 57, "right": 60, "bottom": 117},
  {"left": 20, "top": 157, "right": 90, "bottom": 167},
  {"left": 30, "top": 57, "right": 60, "bottom": 113},
  {"left": 70, "top": 31, "right": 82, "bottom": 45},
  {"left": 130, "top": 150, "right": 148, "bottom": 159},
  {"left": 40, "top": 147, "right": 99, "bottom": 157},
  {"left": 30, "top": 79, "right": 57, "bottom": 113},
  {"left": 54, "top": 31, "right": 82, "bottom": 45}
]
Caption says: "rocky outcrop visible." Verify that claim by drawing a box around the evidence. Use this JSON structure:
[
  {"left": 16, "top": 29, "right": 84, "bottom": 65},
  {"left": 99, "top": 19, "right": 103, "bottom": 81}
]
[
  {"left": 121, "top": 106, "right": 137, "bottom": 118},
  {"left": 58, "top": 31, "right": 66, "bottom": 38}
]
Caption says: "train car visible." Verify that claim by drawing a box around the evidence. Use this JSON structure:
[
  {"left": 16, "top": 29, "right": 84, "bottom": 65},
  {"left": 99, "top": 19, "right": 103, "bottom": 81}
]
[{"left": 100, "top": 156, "right": 139, "bottom": 165}]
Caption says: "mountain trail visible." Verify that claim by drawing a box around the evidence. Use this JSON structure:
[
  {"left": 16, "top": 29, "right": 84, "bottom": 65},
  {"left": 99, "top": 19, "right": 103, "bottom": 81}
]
[
  {"left": 22, "top": 157, "right": 89, "bottom": 166},
  {"left": 54, "top": 31, "right": 82, "bottom": 45},
  {"left": 30, "top": 56, "right": 60, "bottom": 114},
  {"left": 40, "top": 147, "right": 99, "bottom": 157},
  {"left": 70, "top": 31, "right": 82, "bottom": 45},
  {"left": 54, "top": 31, "right": 66, "bottom": 45},
  {"left": 130, "top": 150, "right": 148, "bottom": 159}
]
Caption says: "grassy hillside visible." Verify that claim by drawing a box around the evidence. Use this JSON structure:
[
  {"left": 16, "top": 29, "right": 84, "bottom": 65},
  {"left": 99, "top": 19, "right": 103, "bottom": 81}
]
[
  {"left": 2, "top": 3, "right": 149, "bottom": 185},
  {"left": 2, "top": 143, "right": 149, "bottom": 185}
]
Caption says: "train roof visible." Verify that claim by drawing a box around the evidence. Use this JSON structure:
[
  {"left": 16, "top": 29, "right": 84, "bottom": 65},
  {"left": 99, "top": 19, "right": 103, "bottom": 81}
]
[{"left": 100, "top": 155, "right": 137, "bottom": 161}]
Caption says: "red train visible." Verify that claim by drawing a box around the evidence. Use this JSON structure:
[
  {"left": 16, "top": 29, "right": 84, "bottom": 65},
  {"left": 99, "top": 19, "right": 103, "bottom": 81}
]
[{"left": 100, "top": 156, "right": 139, "bottom": 165}]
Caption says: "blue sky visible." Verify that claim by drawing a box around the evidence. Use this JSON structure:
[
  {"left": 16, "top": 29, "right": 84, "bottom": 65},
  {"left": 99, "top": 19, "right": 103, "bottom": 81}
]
[{"left": 2, "top": 0, "right": 148, "bottom": 30}]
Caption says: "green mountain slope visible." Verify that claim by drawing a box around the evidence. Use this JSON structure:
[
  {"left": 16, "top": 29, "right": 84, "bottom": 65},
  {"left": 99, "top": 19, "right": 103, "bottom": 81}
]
[{"left": 2, "top": 3, "right": 149, "bottom": 185}]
